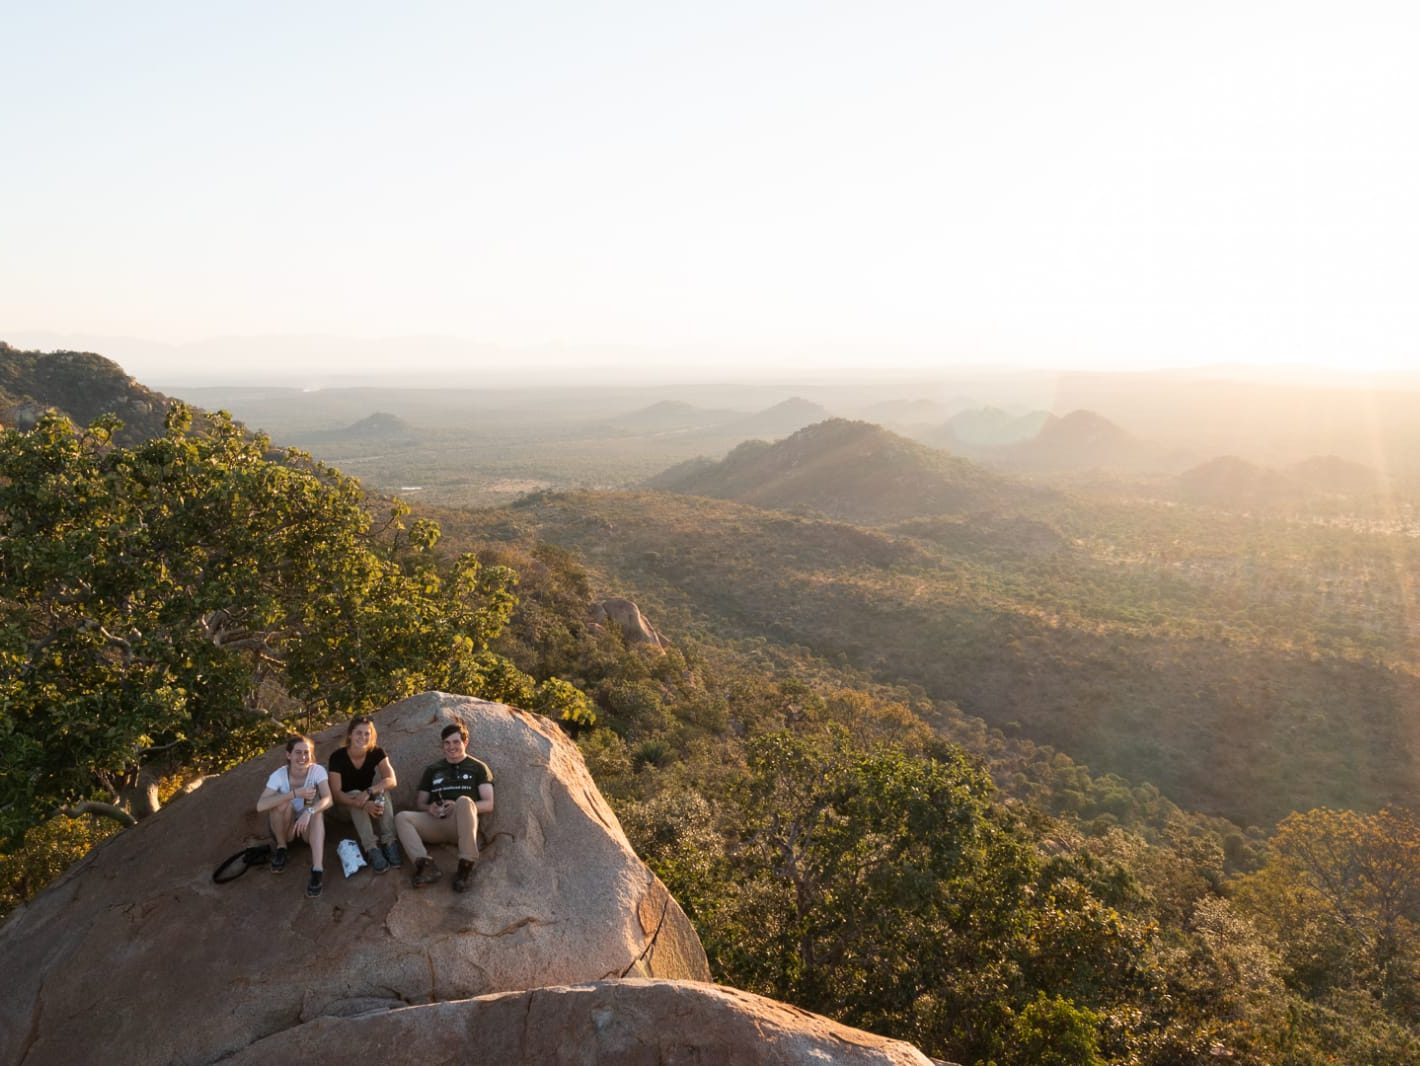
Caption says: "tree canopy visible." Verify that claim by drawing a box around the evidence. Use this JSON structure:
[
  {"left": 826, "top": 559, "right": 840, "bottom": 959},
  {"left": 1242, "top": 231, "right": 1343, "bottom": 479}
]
[{"left": 0, "top": 406, "right": 544, "bottom": 842}]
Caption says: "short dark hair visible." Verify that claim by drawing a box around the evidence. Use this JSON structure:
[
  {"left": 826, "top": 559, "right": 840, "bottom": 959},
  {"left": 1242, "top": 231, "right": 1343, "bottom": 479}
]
[
  {"left": 284, "top": 733, "right": 314, "bottom": 754},
  {"left": 441, "top": 722, "right": 468, "bottom": 743}
]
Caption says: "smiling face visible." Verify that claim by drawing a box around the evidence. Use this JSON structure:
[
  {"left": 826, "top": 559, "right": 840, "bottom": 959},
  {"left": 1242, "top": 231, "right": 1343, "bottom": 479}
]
[
  {"left": 441, "top": 732, "right": 467, "bottom": 764},
  {"left": 286, "top": 739, "right": 313, "bottom": 770},
  {"left": 348, "top": 723, "right": 374, "bottom": 755}
]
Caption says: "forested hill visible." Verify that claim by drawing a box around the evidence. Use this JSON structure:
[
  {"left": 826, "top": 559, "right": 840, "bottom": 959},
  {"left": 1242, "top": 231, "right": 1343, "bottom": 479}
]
[
  {"left": 0, "top": 344, "right": 176, "bottom": 441},
  {"left": 647, "top": 417, "right": 1047, "bottom": 523}
]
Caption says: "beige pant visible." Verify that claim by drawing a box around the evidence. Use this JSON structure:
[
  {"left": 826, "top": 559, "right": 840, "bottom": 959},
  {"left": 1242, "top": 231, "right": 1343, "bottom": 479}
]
[
  {"left": 330, "top": 792, "right": 397, "bottom": 851},
  {"left": 396, "top": 796, "right": 479, "bottom": 863}
]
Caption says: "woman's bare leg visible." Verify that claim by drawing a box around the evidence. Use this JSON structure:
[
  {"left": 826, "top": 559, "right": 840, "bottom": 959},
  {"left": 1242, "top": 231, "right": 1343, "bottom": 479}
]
[
  {"left": 307, "top": 811, "right": 325, "bottom": 872},
  {"left": 269, "top": 805, "right": 293, "bottom": 847}
]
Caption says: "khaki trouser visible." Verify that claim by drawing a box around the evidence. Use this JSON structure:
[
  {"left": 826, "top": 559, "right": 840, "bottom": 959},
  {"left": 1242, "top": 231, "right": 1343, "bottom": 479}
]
[
  {"left": 395, "top": 796, "right": 479, "bottom": 863},
  {"left": 330, "top": 792, "right": 397, "bottom": 852}
]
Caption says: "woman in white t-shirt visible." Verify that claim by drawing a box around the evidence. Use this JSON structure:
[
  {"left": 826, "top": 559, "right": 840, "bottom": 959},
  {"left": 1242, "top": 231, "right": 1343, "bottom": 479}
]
[{"left": 256, "top": 734, "right": 332, "bottom": 898}]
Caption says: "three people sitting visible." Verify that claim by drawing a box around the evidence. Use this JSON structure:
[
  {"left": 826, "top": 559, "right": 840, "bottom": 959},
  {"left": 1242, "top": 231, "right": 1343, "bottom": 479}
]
[{"left": 254, "top": 718, "right": 493, "bottom": 896}]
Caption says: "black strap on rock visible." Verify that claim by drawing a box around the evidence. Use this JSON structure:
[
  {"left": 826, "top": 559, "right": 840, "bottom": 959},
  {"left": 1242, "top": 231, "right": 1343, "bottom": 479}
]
[{"left": 212, "top": 844, "right": 273, "bottom": 884}]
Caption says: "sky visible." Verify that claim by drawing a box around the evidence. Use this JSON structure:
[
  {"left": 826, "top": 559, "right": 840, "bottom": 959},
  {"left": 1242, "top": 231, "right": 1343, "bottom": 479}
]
[{"left": 4, "top": 1, "right": 1419, "bottom": 383}]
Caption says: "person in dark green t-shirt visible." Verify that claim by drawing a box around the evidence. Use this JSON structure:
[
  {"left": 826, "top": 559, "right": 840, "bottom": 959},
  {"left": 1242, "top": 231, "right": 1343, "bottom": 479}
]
[{"left": 394, "top": 721, "right": 494, "bottom": 893}]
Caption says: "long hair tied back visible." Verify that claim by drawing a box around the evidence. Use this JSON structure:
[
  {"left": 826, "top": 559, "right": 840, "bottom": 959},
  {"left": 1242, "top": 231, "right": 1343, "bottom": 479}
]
[{"left": 345, "top": 715, "right": 377, "bottom": 747}]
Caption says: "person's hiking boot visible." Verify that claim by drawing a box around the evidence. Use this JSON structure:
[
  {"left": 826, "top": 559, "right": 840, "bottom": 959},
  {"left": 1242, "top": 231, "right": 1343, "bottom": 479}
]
[
  {"left": 366, "top": 846, "right": 390, "bottom": 874},
  {"left": 383, "top": 841, "right": 403, "bottom": 868},
  {"left": 271, "top": 846, "right": 288, "bottom": 874},
  {"left": 306, "top": 869, "right": 324, "bottom": 898},
  {"left": 412, "top": 857, "right": 441, "bottom": 888},
  {"left": 453, "top": 859, "right": 477, "bottom": 894}
]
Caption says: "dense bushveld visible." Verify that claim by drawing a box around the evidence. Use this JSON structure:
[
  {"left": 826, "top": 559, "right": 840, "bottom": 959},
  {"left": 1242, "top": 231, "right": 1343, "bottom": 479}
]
[
  {"left": 441, "top": 486, "right": 1420, "bottom": 829},
  {"left": 459, "top": 528, "right": 1420, "bottom": 1064}
]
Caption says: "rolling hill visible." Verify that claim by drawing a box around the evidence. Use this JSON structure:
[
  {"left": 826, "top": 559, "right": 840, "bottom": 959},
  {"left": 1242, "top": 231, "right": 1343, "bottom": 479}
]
[
  {"left": 999, "top": 409, "right": 1188, "bottom": 473},
  {"left": 1286, "top": 454, "right": 1388, "bottom": 495},
  {"left": 721, "top": 397, "right": 833, "bottom": 438},
  {"left": 1172, "top": 454, "right": 1390, "bottom": 509},
  {"left": 1173, "top": 456, "right": 1304, "bottom": 508},
  {"left": 938, "top": 406, "right": 1052, "bottom": 449},
  {"left": 650, "top": 418, "right": 1046, "bottom": 523}
]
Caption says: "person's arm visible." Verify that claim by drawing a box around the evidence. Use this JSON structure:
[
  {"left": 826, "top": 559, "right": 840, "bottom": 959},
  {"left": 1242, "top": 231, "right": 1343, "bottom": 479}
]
[
  {"left": 475, "top": 782, "right": 494, "bottom": 816},
  {"left": 415, "top": 765, "right": 447, "bottom": 815},
  {"left": 329, "top": 768, "right": 361, "bottom": 808},
  {"left": 372, "top": 755, "right": 397, "bottom": 796},
  {"left": 308, "top": 774, "right": 333, "bottom": 815},
  {"left": 256, "top": 785, "right": 294, "bottom": 813},
  {"left": 293, "top": 775, "right": 331, "bottom": 830}
]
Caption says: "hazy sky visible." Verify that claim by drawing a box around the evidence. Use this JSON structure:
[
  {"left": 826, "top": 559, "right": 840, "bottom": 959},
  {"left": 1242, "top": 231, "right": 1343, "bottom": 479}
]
[{"left": 4, "top": 1, "right": 1418, "bottom": 381}]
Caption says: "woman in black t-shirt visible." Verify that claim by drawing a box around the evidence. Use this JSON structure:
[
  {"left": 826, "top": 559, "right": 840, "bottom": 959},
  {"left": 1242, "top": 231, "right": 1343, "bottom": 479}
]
[{"left": 328, "top": 716, "right": 401, "bottom": 873}]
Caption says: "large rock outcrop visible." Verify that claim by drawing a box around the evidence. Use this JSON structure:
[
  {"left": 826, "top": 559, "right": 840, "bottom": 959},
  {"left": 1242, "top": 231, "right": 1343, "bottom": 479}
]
[
  {"left": 0, "top": 693, "right": 709, "bottom": 1065},
  {"left": 226, "top": 980, "right": 944, "bottom": 1065},
  {"left": 589, "top": 597, "right": 664, "bottom": 649}
]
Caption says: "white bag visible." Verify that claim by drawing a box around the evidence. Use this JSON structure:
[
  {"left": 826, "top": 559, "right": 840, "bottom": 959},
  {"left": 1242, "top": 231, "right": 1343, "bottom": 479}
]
[{"left": 337, "top": 837, "right": 367, "bottom": 878}]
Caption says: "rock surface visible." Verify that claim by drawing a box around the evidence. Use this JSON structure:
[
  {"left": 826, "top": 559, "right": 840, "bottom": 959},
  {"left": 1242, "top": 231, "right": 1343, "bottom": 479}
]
[
  {"left": 226, "top": 979, "right": 947, "bottom": 1066},
  {"left": 589, "top": 597, "right": 664, "bottom": 648},
  {"left": 0, "top": 692, "right": 709, "bottom": 1065}
]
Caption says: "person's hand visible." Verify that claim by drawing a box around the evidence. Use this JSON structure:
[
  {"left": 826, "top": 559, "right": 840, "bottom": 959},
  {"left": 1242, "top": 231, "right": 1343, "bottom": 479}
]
[{"left": 297, "top": 785, "right": 316, "bottom": 802}]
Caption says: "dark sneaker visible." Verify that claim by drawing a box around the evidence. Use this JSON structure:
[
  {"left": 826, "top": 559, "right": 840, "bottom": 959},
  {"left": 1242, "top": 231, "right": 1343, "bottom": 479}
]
[
  {"left": 271, "top": 846, "right": 288, "bottom": 874},
  {"left": 306, "top": 869, "right": 324, "bottom": 898},
  {"left": 412, "top": 857, "right": 441, "bottom": 888},
  {"left": 382, "top": 841, "right": 403, "bottom": 868},
  {"left": 366, "top": 846, "right": 390, "bottom": 874},
  {"left": 453, "top": 859, "right": 477, "bottom": 894}
]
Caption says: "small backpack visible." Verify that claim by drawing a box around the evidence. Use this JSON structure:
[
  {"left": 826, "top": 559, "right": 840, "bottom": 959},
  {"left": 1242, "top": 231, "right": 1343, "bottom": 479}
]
[{"left": 212, "top": 844, "right": 274, "bottom": 884}]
